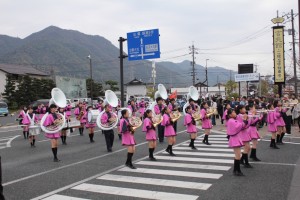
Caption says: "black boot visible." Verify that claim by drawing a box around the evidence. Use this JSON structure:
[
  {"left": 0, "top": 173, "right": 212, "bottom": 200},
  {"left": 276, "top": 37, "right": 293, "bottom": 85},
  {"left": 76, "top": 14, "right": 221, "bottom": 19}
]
[
  {"left": 233, "top": 159, "right": 244, "bottom": 176},
  {"left": 61, "top": 136, "right": 64, "bottom": 144},
  {"left": 52, "top": 148, "right": 60, "bottom": 162},
  {"left": 125, "top": 152, "right": 131, "bottom": 166},
  {"left": 23, "top": 131, "right": 26, "bottom": 139},
  {"left": 149, "top": 148, "right": 157, "bottom": 161},
  {"left": 64, "top": 136, "right": 67, "bottom": 145},
  {"left": 243, "top": 153, "right": 253, "bottom": 168},
  {"left": 32, "top": 139, "right": 36, "bottom": 147},
  {"left": 276, "top": 134, "right": 281, "bottom": 144},
  {"left": 205, "top": 135, "right": 211, "bottom": 145},
  {"left": 169, "top": 145, "right": 176, "bottom": 156},
  {"left": 118, "top": 134, "right": 122, "bottom": 140},
  {"left": 240, "top": 153, "right": 245, "bottom": 165},
  {"left": 250, "top": 149, "right": 261, "bottom": 161},
  {"left": 89, "top": 133, "right": 95, "bottom": 143},
  {"left": 191, "top": 139, "right": 197, "bottom": 149},
  {"left": 125, "top": 153, "right": 136, "bottom": 169},
  {"left": 26, "top": 132, "right": 29, "bottom": 139},
  {"left": 166, "top": 145, "right": 171, "bottom": 153},
  {"left": 280, "top": 133, "right": 285, "bottom": 144},
  {"left": 271, "top": 139, "right": 280, "bottom": 149}
]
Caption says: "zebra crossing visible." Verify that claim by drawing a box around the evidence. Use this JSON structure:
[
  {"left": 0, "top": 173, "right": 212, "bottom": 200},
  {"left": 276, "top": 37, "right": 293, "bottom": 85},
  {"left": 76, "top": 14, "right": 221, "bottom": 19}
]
[
  {"left": 0, "top": 135, "right": 19, "bottom": 149},
  {"left": 40, "top": 133, "right": 233, "bottom": 200}
]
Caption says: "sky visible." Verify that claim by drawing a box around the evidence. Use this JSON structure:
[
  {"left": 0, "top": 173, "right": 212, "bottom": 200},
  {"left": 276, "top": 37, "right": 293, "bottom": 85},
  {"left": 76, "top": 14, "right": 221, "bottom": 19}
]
[{"left": 0, "top": 0, "right": 298, "bottom": 81}]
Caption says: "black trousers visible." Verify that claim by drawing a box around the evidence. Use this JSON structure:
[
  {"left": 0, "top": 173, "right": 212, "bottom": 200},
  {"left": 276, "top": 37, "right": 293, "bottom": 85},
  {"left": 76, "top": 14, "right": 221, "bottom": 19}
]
[
  {"left": 157, "top": 124, "right": 165, "bottom": 142},
  {"left": 103, "top": 130, "right": 114, "bottom": 150},
  {"left": 173, "top": 121, "right": 177, "bottom": 132},
  {"left": 0, "top": 157, "right": 4, "bottom": 200},
  {"left": 283, "top": 115, "right": 292, "bottom": 134}
]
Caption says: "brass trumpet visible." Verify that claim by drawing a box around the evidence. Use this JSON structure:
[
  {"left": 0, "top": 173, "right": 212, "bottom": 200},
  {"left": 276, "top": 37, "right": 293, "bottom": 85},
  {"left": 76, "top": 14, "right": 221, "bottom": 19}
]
[
  {"left": 152, "top": 114, "right": 163, "bottom": 128},
  {"left": 170, "top": 111, "right": 181, "bottom": 122}
]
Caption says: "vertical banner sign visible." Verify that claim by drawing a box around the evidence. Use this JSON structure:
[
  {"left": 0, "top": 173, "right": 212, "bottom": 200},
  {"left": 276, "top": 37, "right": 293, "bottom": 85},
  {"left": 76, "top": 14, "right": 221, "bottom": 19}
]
[{"left": 273, "top": 26, "right": 285, "bottom": 84}]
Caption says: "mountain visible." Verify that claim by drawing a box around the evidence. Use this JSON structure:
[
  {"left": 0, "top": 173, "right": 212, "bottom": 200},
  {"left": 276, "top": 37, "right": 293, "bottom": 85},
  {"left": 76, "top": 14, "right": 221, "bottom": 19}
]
[{"left": 0, "top": 26, "right": 236, "bottom": 87}]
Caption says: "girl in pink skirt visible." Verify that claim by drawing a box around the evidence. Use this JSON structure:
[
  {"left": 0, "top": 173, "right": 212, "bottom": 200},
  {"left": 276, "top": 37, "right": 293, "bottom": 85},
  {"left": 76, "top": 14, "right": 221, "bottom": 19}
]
[
  {"left": 19, "top": 106, "right": 29, "bottom": 139},
  {"left": 248, "top": 104, "right": 263, "bottom": 161},
  {"left": 142, "top": 109, "right": 157, "bottom": 161},
  {"left": 222, "top": 103, "right": 231, "bottom": 126},
  {"left": 236, "top": 105, "right": 252, "bottom": 168},
  {"left": 267, "top": 104, "right": 281, "bottom": 149},
  {"left": 139, "top": 98, "right": 146, "bottom": 119},
  {"left": 27, "top": 106, "right": 39, "bottom": 147},
  {"left": 274, "top": 100, "right": 287, "bottom": 144},
  {"left": 74, "top": 102, "right": 86, "bottom": 136},
  {"left": 200, "top": 102, "right": 213, "bottom": 145},
  {"left": 58, "top": 107, "right": 68, "bottom": 145},
  {"left": 85, "top": 106, "right": 96, "bottom": 143},
  {"left": 119, "top": 109, "right": 137, "bottom": 169},
  {"left": 184, "top": 106, "right": 197, "bottom": 150},
  {"left": 161, "top": 107, "right": 177, "bottom": 156},
  {"left": 226, "top": 109, "right": 247, "bottom": 176},
  {"left": 43, "top": 104, "right": 61, "bottom": 162}
]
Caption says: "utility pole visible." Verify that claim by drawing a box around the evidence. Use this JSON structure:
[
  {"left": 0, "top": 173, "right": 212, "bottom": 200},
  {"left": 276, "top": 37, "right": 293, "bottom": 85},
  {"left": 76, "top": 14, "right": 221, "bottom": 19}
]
[
  {"left": 205, "top": 59, "right": 209, "bottom": 93},
  {"left": 151, "top": 61, "right": 156, "bottom": 90},
  {"left": 118, "top": 37, "right": 127, "bottom": 107},
  {"left": 189, "top": 44, "right": 198, "bottom": 85},
  {"left": 291, "top": 9, "right": 298, "bottom": 97},
  {"left": 87, "top": 55, "right": 93, "bottom": 101}
]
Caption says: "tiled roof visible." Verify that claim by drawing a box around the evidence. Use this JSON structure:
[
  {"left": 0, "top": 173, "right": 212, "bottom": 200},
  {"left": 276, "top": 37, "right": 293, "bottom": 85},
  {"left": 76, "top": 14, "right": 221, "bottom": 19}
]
[{"left": 0, "top": 63, "right": 49, "bottom": 76}]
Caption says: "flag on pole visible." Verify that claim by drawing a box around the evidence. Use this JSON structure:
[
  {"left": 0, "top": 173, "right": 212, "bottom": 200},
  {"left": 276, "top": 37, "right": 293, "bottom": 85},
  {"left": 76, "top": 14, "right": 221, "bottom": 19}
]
[{"left": 169, "top": 90, "right": 177, "bottom": 99}]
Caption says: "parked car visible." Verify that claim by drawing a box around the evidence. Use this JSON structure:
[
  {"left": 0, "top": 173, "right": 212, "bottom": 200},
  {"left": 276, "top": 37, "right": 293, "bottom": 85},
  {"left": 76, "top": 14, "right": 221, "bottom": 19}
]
[
  {"left": 30, "top": 99, "right": 50, "bottom": 110},
  {"left": 176, "top": 100, "right": 186, "bottom": 112},
  {"left": 0, "top": 102, "right": 9, "bottom": 116}
]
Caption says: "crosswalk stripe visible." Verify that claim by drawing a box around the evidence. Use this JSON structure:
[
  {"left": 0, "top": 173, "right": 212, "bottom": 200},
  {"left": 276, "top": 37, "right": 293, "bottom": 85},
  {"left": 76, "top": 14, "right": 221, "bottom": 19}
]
[
  {"left": 203, "top": 138, "right": 228, "bottom": 141},
  {"left": 118, "top": 167, "right": 223, "bottom": 179},
  {"left": 98, "top": 174, "right": 212, "bottom": 190},
  {"left": 182, "top": 143, "right": 228, "bottom": 148},
  {"left": 136, "top": 161, "right": 231, "bottom": 171},
  {"left": 203, "top": 135, "right": 227, "bottom": 138},
  {"left": 72, "top": 183, "right": 199, "bottom": 200},
  {"left": 194, "top": 141, "right": 228, "bottom": 144},
  {"left": 162, "top": 151, "right": 234, "bottom": 158},
  {"left": 155, "top": 155, "right": 233, "bottom": 164},
  {"left": 174, "top": 147, "right": 232, "bottom": 152},
  {"left": 42, "top": 194, "right": 91, "bottom": 200}
]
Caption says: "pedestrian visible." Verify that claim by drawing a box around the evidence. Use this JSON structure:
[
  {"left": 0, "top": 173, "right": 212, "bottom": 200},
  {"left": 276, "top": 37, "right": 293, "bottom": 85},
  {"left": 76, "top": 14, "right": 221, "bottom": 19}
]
[
  {"left": 43, "top": 104, "right": 61, "bottom": 162},
  {"left": 154, "top": 97, "right": 165, "bottom": 143},
  {"left": 226, "top": 108, "right": 246, "bottom": 176},
  {"left": 85, "top": 106, "right": 96, "bottom": 143},
  {"left": 161, "top": 107, "right": 177, "bottom": 156},
  {"left": 142, "top": 109, "right": 157, "bottom": 161},
  {"left": 274, "top": 100, "right": 287, "bottom": 144},
  {"left": 217, "top": 98, "right": 224, "bottom": 124},
  {"left": 119, "top": 109, "right": 137, "bottom": 169},
  {"left": 184, "top": 105, "right": 197, "bottom": 150},
  {"left": 236, "top": 105, "right": 252, "bottom": 168},
  {"left": 19, "top": 106, "right": 29, "bottom": 139},
  {"left": 211, "top": 98, "right": 217, "bottom": 126},
  {"left": 101, "top": 105, "right": 116, "bottom": 152},
  {"left": 200, "top": 102, "right": 213, "bottom": 145},
  {"left": 127, "top": 99, "right": 137, "bottom": 117},
  {"left": 248, "top": 104, "right": 262, "bottom": 161},
  {"left": 267, "top": 104, "right": 280, "bottom": 149}
]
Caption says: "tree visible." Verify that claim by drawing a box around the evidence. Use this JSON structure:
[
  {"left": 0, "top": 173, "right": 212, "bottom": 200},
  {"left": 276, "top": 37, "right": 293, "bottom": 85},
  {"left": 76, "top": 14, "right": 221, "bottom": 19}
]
[
  {"left": 105, "top": 80, "right": 119, "bottom": 91},
  {"left": 225, "top": 80, "right": 238, "bottom": 95},
  {"left": 86, "top": 78, "right": 104, "bottom": 98},
  {"left": 2, "top": 74, "right": 16, "bottom": 107},
  {"left": 15, "top": 75, "right": 34, "bottom": 106}
]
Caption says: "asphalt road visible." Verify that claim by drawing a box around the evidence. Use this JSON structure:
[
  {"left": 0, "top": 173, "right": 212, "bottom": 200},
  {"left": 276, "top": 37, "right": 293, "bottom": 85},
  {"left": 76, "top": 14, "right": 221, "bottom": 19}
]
[{"left": 1, "top": 118, "right": 300, "bottom": 200}]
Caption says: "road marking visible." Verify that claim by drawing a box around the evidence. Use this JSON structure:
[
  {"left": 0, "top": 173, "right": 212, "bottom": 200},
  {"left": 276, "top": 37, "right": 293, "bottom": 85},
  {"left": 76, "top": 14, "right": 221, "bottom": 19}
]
[
  {"left": 118, "top": 167, "right": 223, "bottom": 179},
  {"left": 98, "top": 174, "right": 212, "bottom": 190},
  {"left": 42, "top": 194, "right": 91, "bottom": 200},
  {"left": 174, "top": 147, "right": 233, "bottom": 152},
  {"left": 136, "top": 160, "right": 231, "bottom": 171},
  {"left": 201, "top": 138, "right": 228, "bottom": 141},
  {"left": 204, "top": 135, "right": 227, "bottom": 138},
  {"left": 182, "top": 143, "right": 229, "bottom": 148},
  {"left": 4, "top": 130, "right": 187, "bottom": 187},
  {"left": 155, "top": 155, "right": 233, "bottom": 164},
  {"left": 162, "top": 151, "right": 234, "bottom": 158},
  {"left": 260, "top": 139, "right": 300, "bottom": 145},
  {"left": 72, "top": 184, "right": 199, "bottom": 200},
  {"left": 250, "top": 162, "right": 296, "bottom": 166},
  {"left": 194, "top": 140, "right": 228, "bottom": 144}
]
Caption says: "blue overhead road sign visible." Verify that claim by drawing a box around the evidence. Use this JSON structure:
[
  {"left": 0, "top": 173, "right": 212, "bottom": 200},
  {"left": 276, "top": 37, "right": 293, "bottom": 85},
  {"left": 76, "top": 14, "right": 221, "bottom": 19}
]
[{"left": 127, "top": 29, "right": 160, "bottom": 61}]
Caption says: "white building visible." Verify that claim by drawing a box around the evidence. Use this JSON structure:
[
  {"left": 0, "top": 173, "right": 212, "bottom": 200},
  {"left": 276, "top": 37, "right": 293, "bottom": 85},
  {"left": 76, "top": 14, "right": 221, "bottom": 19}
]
[
  {"left": 125, "top": 78, "right": 147, "bottom": 100},
  {"left": 171, "top": 86, "right": 226, "bottom": 98},
  {"left": 0, "top": 64, "right": 49, "bottom": 98}
]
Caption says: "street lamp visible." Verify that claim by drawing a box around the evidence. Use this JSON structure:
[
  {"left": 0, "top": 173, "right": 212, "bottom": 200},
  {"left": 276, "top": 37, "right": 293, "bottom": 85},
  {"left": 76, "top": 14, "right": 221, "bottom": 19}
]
[
  {"left": 87, "top": 55, "right": 93, "bottom": 101},
  {"left": 205, "top": 59, "right": 209, "bottom": 93}
]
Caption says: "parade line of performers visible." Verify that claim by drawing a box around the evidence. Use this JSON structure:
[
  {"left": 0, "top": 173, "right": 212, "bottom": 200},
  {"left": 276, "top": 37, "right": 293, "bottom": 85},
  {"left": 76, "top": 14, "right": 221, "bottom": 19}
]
[{"left": 17, "top": 95, "right": 299, "bottom": 176}]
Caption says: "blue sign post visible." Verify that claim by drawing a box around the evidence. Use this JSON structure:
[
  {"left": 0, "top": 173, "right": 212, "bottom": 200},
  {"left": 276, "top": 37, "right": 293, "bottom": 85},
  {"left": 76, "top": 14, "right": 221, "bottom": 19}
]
[{"left": 127, "top": 29, "right": 160, "bottom": 61}]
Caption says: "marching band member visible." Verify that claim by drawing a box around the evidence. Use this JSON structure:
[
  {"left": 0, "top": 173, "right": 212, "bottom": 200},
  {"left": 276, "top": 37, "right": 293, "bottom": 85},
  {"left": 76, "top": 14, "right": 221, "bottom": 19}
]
[
  {"left": 184, "top": 106, "right": 197, "bottom": 149},
  {"left": 168, "top": 98, "right": 178, "bottom": 132},
  {"left": 226, "top": 109, "right": 247, "bottom": 176},
  {"left": 101, "top": 105, "right": 115, "bottom": 151},
  {"left": 154, "top": 97, "right": 165, "bottom": 143},
  {"left": 127, "top": 100, "right": 137, "bottom": 116},
  {"left": 222, "top": 103, "right": 231, "bottom": 126},
  {"left": 248, "top": 104, "right": 262, "bottom": 161},
  {"left": 138, "top": 98, "right": 146, "bottom": 119},
  {"left": 142, "top": 109, "right": 157, "bottom": 161},
  {"left": 189, "top": 98, "right": 197, "bottom": 112},
  {"left": 161, "top": 107, "right": 176, "bottom": 156},
  {"left": 200, "top": 102, "right": 213, "bottom": 145},
  {"left": 85, "top": 106, "right": 95, "bottom": 143},
  {"left": 43, "top": 104, "right": 61, "bottom": 162},
  {"left": 267, "top": 104, "right": 280, "bottom": 149},
  {"left": 37, "top": 104, "right": 47, "bottom": 121},
  {"left": 19, "top": 106, "right": 29, "bottom": 139},
  {"left": 274, "top": 100, "right": 287, "bottom": 144},
  {"left": 58, "top": 107, "right": 68, "bottom": 145},
  {"left": 236, "top": 105, "right": 252, "bottom": 168},
  {"left": 74, "top": 102, "right": 86, "bottom": 136},
  {"left": 120, "top": 109, "right": 137, "bottom": 169},
  {"left": 27, "top": 106, "right": 38, "bottom": 147}
]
